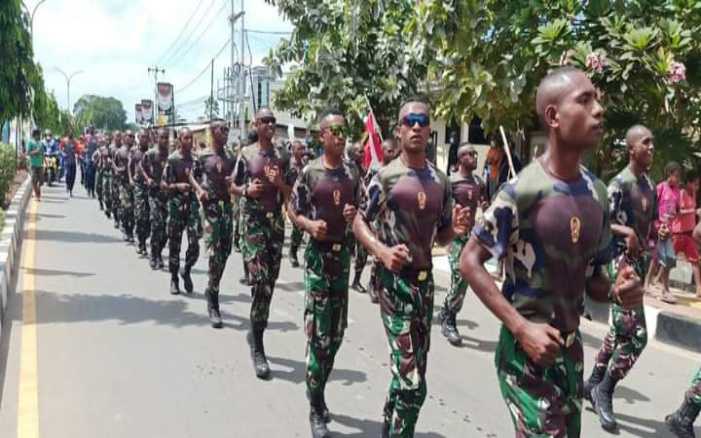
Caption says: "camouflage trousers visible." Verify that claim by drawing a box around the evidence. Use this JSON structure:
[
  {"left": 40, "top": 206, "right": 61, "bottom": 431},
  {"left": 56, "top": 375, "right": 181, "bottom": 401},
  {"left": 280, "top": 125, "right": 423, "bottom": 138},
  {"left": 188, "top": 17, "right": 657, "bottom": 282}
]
[
  {"left": 111, "top": 176, "right": 121, "bottom": 226},
  {"left": 443, "top": 235, "right": 469, "bottom": 315},
  {"left": 593, "top": 255, "right": 648, "bottom": 381},
  {"left": 102, "top": 173, "right": 112, "bottom": 216},
  {"left": 377, "top": 266, "right": 434, "bottom": 437},
  {"left": 201, "top": 200, "right": 233, "bottom": 293},
  {"left": 149, "top": 190, "right": 168, "bottom": 259},
  {"left": 349, "top": 237, "right": 368, "bottom": 276},
  {"left": 241, "top": 211, "right": 284, "bottom": 327},
  {"left": 304, "top": 241, "right": 350, "bottom": 401},
  {"left": 232, "top": 196, "right": 241, "bottom": 250},
  {"left": 496, "top": 326, "right": 583, "bottom": 438},
  {"left": 95, "top": 169, "right": 104, "bottom": 203},
  {"left": 685, "top": 368, "right": 701, "bottom": 408},
  {"left": 167, "top": 194, "right": 201, "bottom": 274},
  {"left": 134, "top": 183, "right": 151, "bottom": 247},
  {"left": 290, "top": 224, "right": 305, "bottom": 255},
  {"left": 119, "top": 181, "right": 135, "bottom": 237}
]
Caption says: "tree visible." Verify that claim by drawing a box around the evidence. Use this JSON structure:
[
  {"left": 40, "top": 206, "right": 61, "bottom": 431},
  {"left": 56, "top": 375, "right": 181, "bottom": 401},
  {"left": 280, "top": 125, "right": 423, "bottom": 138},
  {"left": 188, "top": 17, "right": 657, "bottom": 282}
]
[
  {"left": 263, "top": 0, "right": 427, "bottom": 136},
  {"left": 0, "top": 0, "right": 43, "bottom": 127},
  {"left": 204, "top": 97, "right": 220, "bottom": 120},
  {"left": 414, "top": 0, "right": 701, "bottom": 179},
  {"left": 73, "top": 95, "right": 128, "bottom": 132}
]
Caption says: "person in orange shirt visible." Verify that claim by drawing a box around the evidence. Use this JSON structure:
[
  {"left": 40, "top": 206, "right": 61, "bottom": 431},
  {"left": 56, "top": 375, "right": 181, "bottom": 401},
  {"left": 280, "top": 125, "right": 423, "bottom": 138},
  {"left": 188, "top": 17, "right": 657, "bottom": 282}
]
[
  {"left": 672, "top": 170, "right": 701, "bottom": 297},
  {"left": 76, "top": 136, "right": 86, "bottom": 187}
]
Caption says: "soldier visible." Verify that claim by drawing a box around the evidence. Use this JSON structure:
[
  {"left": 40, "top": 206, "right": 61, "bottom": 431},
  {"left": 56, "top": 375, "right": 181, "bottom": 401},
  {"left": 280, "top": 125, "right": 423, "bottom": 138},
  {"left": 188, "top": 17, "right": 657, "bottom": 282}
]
[
  {"left": 288, "top": 139, "right": 308, "bottom": 268},
  {"left": 348, "top": 141, "right": 370, "bottom": 293},
  {"left": 236, "top": 130, "right": 260, "bottom": 286},
  {"left": 438, "top": 143, "right": 487, "bottom": 346},
  {"left": 352, "top": 97, "right": 469, "bottom": 437},
  {"left": 288, "top": 110, "right": 361, "bottom": 438},
  {"left": 99, "top": 134, "right": 114, "bottom": 219},
  {"left": 190, "top": 122, "right": 236, "bottom": 328},
  {"left": 93, "top": 135, "right": 106, "bottom": 211},
  {"left": 109, "top": 131, "right": 123, "bottom": 229},
  {"left": 114, "top": 131, "right": 135, "bottom": 242},
  {"left": 584, "top": 125, "right": 656, "bottom": 431},
  {"left": 163, "top": 128, "right": 201, "bottom": 295},
  {"left": 131, "top": 130, "right": 151, "bottom": 256},
  {"left": 667, "top": 368, "right": 701, "bottom": 437},
  {"left": 141, "top": 128, "right": 170, "bottom": 270},
  {"left": 232, "top": 108, "right": 293, "bottom": 379},
  {"left": 460, "top": 67, "right": 643, "bottom": 438}
]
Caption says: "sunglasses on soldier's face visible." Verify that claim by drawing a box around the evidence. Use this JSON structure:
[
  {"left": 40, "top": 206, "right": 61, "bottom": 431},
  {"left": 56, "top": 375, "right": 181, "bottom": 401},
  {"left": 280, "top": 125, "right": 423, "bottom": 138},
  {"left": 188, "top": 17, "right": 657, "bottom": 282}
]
[
  {"left": 258, "top": 117, "right": 276, "bottom": 125},
  {"left": 325, "top": 124, "right": 347, "bottom": 138},
  {"left": 401, "top": 113, "right": 430, "bottom": 128}
]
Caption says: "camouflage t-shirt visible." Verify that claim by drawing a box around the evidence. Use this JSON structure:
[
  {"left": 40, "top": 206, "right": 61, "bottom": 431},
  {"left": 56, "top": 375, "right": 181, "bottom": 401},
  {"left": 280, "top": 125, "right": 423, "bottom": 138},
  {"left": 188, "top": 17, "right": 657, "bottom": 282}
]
[
  {"left": 142, "top": 148, "right": 169, "bottom": 185},
  {"left": 233, "top": 143, "right": 293, "bottom": 215},
  {"left": 473, "top": 160, "right": 611, "bottom": 332},
  {"left": 360, "top": 158, "right": 453, "bottom": 270},
  {"left": 608, "top": 166, "right": 656, "bottom": 258},
  {"left": 288, "top": 156, "right": 307, "bottom": 184},
  {"left": 451, "top": 172, "right": 486, "bottom": 235},
  {"left": 290, "top": 158, "right": 362, "bottom": 243},
  {"left": 195, "top": 148, "right": 236, "bottom": 202}
]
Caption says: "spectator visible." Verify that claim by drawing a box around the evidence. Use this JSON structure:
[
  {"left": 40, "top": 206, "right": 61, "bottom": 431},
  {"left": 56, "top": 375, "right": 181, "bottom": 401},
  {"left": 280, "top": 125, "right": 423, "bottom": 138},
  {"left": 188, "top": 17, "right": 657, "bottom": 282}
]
[
  {"left": 63, "top": 135, "right": 78, "bottom": 198},
  {"left": 672, "top": 170, "right": 701, "bottom": 297},
  {"left": 483, "top": 138, "right": 522, "bottom": 200},
  {"left": 446, "top": 132, "right": 459, "bottom": 175},
  {"left": 27, "top": 129, "right": 44, "bottom": 200}
]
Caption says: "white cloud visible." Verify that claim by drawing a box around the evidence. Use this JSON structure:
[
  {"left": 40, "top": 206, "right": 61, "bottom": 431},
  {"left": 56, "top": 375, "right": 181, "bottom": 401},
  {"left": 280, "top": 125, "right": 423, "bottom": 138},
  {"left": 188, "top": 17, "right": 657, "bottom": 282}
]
[{"left": 29, "top": 0, "right": 290, "bottom": 125}]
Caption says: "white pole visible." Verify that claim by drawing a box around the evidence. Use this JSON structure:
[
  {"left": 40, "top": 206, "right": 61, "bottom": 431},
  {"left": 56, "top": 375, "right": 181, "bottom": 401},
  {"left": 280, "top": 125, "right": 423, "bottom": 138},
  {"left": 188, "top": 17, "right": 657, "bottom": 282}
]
[{"left": 499, "top": 126, "right": 517, "bottom": 179}]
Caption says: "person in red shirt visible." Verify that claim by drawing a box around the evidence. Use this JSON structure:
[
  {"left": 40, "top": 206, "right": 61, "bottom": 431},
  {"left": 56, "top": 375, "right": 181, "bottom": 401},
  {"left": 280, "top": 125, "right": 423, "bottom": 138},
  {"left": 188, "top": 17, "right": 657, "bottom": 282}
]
[{"left": 672, "top": 170, "right": 701, "bottom": 297}]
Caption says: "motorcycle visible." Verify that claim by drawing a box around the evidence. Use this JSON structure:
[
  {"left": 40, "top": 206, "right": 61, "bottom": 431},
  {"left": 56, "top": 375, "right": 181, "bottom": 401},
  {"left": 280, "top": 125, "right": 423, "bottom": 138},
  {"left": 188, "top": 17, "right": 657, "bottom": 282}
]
[{"left": 44, "top": 154, "right": 59, "bottom": 186}]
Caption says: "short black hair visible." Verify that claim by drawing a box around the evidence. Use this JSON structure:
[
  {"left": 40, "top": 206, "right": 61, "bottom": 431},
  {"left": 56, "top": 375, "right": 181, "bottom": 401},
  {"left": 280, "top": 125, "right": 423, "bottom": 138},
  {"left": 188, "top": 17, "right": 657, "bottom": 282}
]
[
  {"left": 32, "top": 128, "right": 41, "bottom": 136},
  {"left": 665, "top": 161, "right": 682, "bottom": 178},
  {"left": 400, "top": 94, "right": 431, "bottom": 110}
]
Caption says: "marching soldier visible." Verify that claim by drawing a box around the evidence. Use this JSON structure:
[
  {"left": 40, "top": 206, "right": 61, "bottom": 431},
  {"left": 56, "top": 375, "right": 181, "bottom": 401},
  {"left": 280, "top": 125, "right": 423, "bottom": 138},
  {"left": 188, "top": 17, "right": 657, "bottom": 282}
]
[
  {"left": 288, "top": 139, "right": 308, "bottom": 268},
  {"left": 141, "top": 128, "right": 170, "bottom": 270},
  {"left": 131, "top": 130, "right": 151, "bottom": 256},
  {"left": 114, "top": 131, "right": 135, "bottom": 242}
]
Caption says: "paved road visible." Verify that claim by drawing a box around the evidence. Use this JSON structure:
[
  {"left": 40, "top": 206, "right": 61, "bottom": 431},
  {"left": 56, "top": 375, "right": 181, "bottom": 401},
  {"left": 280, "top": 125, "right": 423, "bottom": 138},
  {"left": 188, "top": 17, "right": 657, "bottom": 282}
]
[{"left": 0, "top": 182, "right": 699, "bottom": 437}]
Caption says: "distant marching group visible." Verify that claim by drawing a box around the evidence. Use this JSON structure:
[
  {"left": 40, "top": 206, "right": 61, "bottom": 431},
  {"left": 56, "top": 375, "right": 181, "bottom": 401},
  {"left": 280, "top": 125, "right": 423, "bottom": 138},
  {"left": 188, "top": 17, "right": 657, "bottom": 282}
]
[{"left": 30, "top": 66, "right": 701, "bottom": 438}]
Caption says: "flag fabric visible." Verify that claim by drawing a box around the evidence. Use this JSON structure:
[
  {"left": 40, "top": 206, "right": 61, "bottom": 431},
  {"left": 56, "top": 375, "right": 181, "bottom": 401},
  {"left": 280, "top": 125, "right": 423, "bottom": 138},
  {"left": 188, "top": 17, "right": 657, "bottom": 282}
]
[{"left": 362, "top": 111, "right": 382, "bottom": 170}]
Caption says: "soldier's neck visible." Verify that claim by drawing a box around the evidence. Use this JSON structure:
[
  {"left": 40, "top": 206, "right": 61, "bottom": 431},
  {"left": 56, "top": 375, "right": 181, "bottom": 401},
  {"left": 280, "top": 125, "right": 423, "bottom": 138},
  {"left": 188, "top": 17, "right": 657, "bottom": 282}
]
[
  {"left": 629, "top": 161, "right": 646, "bottom": 178},
  {"left": 258, "top": 138, "right": 273, "bottom": 150},
  {"left": 459, "top": 167, "right": 473, "bottom": 178},
  {"left": 322, "top": 154, "right": 342, "bottom": 169}
]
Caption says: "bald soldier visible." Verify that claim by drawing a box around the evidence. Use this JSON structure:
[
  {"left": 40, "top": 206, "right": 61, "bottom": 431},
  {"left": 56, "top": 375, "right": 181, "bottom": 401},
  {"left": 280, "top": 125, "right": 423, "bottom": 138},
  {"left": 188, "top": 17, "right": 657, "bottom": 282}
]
[
  {"left": 289, "top": 109, "right": 362, "bottom": 438},
  {"left": 438, "top": 143, "right": 487, "bottom": 346},
  {"left": 584, "top": 125, "right": 656, "bottom": 431},
  {"left": 141, "top": 128, "right": 171, "bottom": 270},
  {"left": 353, "top": 96, "right": 470, "bottom": 437},
  {"left": 114, "top": 130, "right": 136, "bottom": 243},
  {"left": 232, "top": 108, "right": 293, "bottom": 379},
  {"left": 130, "top": 130, "right": 151, "bottom": 256},
  {"left": 163, "top": 128, "right": 201, "bottom": 295},
  {"left": 461, "top": 67, "right": 644, "bottom": 437}
]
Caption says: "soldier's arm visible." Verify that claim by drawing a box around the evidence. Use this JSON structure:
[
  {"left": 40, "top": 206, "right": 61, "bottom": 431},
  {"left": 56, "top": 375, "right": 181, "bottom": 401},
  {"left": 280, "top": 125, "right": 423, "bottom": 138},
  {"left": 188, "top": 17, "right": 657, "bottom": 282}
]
[
  {"left": 127, "top": 156, "right": 135, "bottom": 185},
  {"left": 188, "top": 162, "right": 206, "bottom": 199},
  {"left": 231, "top": 155, "right": 248, "bottom": 197},
  {"left": 140, "top": 155, "right": 153, "bottom": 185}
]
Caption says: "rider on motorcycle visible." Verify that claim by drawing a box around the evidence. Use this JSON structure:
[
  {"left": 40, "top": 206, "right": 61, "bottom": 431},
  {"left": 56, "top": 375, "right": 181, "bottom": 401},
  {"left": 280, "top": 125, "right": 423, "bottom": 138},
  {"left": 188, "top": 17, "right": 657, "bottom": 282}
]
[{"left": 42, "top": 130, "right": 60, "bottom": 186}]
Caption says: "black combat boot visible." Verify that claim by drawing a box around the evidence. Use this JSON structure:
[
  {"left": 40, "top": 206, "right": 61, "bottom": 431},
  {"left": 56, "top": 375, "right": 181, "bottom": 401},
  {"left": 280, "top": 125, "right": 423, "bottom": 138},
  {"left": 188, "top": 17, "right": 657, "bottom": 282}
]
[
  {"left": 351, "top": 271, "right": 367, "bottom": 294},
  {"left": 149, "top": 256, "right": 158, "bottom": 270},
  {"left": 156, "top": 256, "right": 165, "bottom": 270},
  {"left": 289, "top": 247, "right": 300, "bottom": 268},
  {"left": 247, "top": 323, "right": 270, "bottom": 379},
  {"left": 309, "top": 393, "right": 331, "bottom": 438},
  {"left": 440, "top": 308, "right": 462, "bottom": 346},
  {"left": 138, "top": 243, "right": 148, "bottom": 258},
  {"left": 170, "top": 272, "right": 181, "bottom": 295},
  {"left": 306, "top": 390, "right": 330, "bottom": 423},
  {"left": 583, "top": 366, "right": 606, "bottom": 405},
  {"left": 180, "top": 266, "right": 193, "bottom": 294},
  {"left": 205, "top": 289, "right": 223, "bottom": 329},
  {"left": 666, "top": 398, "right": 700, "bottom": 438},
  {"left": 592, "top": 371, "right": 619, "bottom": 431},
  {"left": 99, "top": 201, "right": 103, "bottom": 210}
]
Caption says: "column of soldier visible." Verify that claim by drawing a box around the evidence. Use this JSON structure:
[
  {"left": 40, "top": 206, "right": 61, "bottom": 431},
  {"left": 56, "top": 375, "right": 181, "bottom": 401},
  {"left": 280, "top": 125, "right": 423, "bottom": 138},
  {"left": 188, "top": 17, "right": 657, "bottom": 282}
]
[{"left": 88, "top": 66, "right": 700, "bottom": 438}]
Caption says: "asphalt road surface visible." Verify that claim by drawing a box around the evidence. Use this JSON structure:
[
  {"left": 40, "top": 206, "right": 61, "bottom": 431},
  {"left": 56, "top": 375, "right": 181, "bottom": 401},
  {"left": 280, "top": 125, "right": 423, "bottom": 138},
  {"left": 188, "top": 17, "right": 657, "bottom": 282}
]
[{"left": 0, "top": 183, "right": 699, "bottom": 437}]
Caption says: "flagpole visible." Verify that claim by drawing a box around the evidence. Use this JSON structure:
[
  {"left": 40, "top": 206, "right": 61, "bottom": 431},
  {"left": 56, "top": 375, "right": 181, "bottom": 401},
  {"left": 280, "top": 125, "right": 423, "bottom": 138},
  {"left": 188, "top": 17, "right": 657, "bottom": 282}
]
[
  {"left": 363, "top": 95, "right": 384, "bottom": 141},
  {"left": 499, "top": 126, "right": 517, "bottom": 180}
]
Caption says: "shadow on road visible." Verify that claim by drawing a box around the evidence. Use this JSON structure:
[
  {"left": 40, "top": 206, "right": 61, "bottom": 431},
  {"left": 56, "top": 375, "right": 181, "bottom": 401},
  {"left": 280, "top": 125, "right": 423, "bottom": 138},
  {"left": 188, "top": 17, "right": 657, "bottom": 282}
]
[
  {"left": 267, "top": 355, "right": 367, "bottom": 386},
  {"left": 29, "top": 229, "right": 123, "bottom": 244},
  {"left": 36, "top": 213, "right": 66, "bottom": 219},
  {"left": 614, "top": 410, "right": 681, "bottom": 438},
  {"left": 276, "top": 281, "right": 305, "bottom": 292},
  {"left": 331, "top": 413, "right": 446, "bottom": 438},
  {"left": 21, "top": 266, "right": 95, "bottom": 278}
]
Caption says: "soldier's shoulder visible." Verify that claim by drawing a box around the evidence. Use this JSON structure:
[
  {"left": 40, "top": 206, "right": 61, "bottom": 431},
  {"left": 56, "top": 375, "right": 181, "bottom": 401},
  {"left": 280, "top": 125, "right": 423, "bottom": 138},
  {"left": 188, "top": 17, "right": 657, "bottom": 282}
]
[{"left": 167, "top": 151, "right": 181, "bottom": 163}]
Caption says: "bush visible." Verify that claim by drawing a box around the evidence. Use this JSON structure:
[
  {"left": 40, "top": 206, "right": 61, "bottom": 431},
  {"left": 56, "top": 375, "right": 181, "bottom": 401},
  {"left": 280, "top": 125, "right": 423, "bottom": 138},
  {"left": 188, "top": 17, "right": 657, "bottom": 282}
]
[{"left": 0, "top": 143, "right": 17, "bottom": 207}]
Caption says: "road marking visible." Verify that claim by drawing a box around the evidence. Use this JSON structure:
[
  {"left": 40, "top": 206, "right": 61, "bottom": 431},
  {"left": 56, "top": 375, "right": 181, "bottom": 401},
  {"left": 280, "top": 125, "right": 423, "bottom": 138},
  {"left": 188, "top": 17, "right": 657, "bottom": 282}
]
[{"left": 18, "top": 200, "right": 39, "bottom": 438}]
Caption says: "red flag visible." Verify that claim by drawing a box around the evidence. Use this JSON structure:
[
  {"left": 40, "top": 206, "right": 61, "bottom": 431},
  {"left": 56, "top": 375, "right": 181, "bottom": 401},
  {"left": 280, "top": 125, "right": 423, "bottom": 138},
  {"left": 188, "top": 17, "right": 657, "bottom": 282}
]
[{"left": 362, "top": 112, "right": 383, "bottom": 170}]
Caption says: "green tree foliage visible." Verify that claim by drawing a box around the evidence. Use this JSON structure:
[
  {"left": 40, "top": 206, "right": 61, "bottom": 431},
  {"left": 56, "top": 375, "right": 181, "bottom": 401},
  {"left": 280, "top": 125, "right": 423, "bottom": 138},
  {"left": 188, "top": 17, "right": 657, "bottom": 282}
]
[
  {"left": 73, "top": 95, "right": 128, "bottom": 132},
  {"left": 0, "top": 0, "right": 43, "bottom": 127},
  {"left": 263, "top": 0, "right": 427, "bottom": 135},
  {"left": 414, "top": 0, "right": 701, "bottom": 179}
]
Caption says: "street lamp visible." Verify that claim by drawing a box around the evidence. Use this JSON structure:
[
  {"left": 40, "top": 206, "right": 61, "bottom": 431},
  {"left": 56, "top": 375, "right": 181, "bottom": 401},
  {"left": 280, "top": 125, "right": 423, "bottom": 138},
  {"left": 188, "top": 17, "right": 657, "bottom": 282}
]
[
  {"left": 54, "top": 68, "right": 84, "bottom": 115},
  {"left": 21, "top": 0, "right": 49, "bottom": 47}
]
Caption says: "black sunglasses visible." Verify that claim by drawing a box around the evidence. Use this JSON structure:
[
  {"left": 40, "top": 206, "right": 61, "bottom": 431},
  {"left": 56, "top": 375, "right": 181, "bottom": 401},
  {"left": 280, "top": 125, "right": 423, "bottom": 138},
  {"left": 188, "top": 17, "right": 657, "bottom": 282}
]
[
  {"left": 401, "top": 113, "right": 430, "bottom": 128},
  {"left": 258, "top": 117, "right": 276, "bottom": 125}
]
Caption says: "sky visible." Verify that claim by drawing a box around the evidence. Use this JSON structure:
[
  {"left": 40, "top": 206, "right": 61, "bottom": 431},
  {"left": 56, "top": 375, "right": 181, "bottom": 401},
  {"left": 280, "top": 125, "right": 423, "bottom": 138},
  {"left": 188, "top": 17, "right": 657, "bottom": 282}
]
[{"left": 29, "top": 0, "right": 291, "bottom": 123}]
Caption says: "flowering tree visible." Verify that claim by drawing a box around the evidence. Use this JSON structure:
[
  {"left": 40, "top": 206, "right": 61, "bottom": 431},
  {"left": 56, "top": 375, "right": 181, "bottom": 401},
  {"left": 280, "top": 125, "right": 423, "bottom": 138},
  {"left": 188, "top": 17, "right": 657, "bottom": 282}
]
[{"left": 413, "top": 0, "right": 701, "bottom": 178}]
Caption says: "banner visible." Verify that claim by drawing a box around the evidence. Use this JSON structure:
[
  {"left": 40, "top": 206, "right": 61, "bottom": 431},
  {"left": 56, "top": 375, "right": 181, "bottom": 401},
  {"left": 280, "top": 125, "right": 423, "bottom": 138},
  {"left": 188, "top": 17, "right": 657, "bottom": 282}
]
[
  {"left": 362, "top": 111, "right": 383, "bottom": 171},
  {"left": 141, "top": 99, "right": 154, "bottom": 125},
  {"left": 157, "top": 82, "right": 174, "bottom": 126},
  {"left": 135, "top": 104, "right": 143, "bottom": 125}
]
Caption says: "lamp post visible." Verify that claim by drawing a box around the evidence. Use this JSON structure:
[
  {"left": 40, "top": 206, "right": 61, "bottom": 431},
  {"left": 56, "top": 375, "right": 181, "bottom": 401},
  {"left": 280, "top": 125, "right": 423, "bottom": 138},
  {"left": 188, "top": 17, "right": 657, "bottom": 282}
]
[
  {"left": 54, "top": 68, "right": 84, "bottom": 115},
  {"left": 21, "top": 0, "right": 49, "bottom": 47}
]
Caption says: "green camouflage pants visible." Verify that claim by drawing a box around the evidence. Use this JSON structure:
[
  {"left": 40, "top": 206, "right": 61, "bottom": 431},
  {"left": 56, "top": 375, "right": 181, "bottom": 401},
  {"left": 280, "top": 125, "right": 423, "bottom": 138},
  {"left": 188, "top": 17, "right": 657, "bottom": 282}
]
[
  {"left": 119, "top": 182, "right": 135, "bottom": 237},
  {"left": 593, "top": 255, "right": 648, "bottom": 381},
  {"left": 149, "top": 190, "right": 168, "bottom": 259},
  {"left": 111, "top": 176, "right": 121, "bottom": 225},
  {"left": 496, "top": 326, "right": 583, "bottom": 438},
  {"left": 685, "top": 368, "right": 701, "bottom": 408},
  {"left": 95, "top": 169, "right": 104, "bottom": 203},
  {"left": 377, "top": 266, "right": 434, "bottom": 437},
  {"left": 241, "top": 211, "right": 284, "bottom": 327},
  {"left": 232, "top": 196, "right": 241, "bottom": 249},
  {"left": 443, "top": 235, "right": 469, "bottom": 315},
  {"left": 290, "top": 224, "right": 304, "bottom": 255},
  {"left": 134, "top": 183, "right": 151, "bottom": 247},
  {"left": 202, "top": 200, "right": 233, "bottom": 293},
  {"left": 102, "top": 173, "right": 112, "bottom": 216},
  {"left": 304, "top": 241, "right": 350, "bottom": 401},
  {"left": 167, "top": 194, "right": 201, "bottom": 274}
]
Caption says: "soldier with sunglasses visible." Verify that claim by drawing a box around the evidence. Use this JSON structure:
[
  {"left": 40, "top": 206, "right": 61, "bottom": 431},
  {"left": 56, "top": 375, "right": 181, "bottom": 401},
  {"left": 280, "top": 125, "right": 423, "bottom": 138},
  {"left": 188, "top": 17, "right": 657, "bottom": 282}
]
[
  {"left": 288, "top": 110, "right": 362, "bottom": 438},
  {"left": 232, "top": 108, "right": 293, "bottom": 380},
  {"left": 353, "top": 97, "right": 471, "bottom": 437},
  {"left": 114, "top": 130, "right": 136, "bottom": 243},
  {"left": 141, "top": 128, "right": 171, "bottom": 270}
]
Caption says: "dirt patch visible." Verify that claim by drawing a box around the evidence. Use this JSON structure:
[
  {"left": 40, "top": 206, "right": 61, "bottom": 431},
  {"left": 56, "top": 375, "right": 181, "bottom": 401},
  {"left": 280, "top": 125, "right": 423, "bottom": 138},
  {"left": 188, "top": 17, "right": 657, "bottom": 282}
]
[{"left": 3, "top": 170, "right": 28, "bottom": 209}]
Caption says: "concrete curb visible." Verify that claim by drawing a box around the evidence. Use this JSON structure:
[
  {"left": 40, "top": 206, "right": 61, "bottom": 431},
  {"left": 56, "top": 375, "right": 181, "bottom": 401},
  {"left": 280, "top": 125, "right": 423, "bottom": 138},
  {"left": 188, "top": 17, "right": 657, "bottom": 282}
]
[{"left": 0, "top": 176, "right": 31, "bottom": 340}]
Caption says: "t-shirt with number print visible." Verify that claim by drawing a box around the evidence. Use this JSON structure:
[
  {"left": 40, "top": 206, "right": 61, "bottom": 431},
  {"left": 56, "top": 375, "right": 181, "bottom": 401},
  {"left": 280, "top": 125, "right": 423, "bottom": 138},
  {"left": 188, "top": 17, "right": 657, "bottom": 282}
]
[{"left": 472, "top": 160, "right": 612, "bottom": 332}]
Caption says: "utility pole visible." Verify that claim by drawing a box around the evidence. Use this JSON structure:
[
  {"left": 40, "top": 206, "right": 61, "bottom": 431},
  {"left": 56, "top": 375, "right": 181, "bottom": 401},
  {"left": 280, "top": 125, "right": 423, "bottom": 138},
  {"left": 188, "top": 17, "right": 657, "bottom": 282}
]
[
  {"left": 147, "top": 65, "right": 165, "bottom": 126},
  {"left": 230, "top": 0, "right": 236, "bottom": 132},
  {"left": 239, "top": 0, "right": 246, "bottom": 140},
  {"left": 209, "top": 59, "right": 215, "bottom": 120}
]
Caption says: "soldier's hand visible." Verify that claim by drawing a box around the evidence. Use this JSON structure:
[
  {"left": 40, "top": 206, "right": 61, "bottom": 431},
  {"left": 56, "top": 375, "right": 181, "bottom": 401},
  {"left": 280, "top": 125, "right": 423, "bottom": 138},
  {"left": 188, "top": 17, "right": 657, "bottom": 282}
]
[
  {"left": 625, "top": 229, "right": 641, "bottom": 258},
  {"left": 343, "top": 204, "right": 357, "bottom": 223},
  {"left": 613, "top": 265, "right": 644, "bottom": 310},
  {"left": 658, "top": 223, "right": 670, "bottom": 240},
  {"left": 515, "top": 321, "right": 562, "bottom": 367},
  {"left": 380, "top": 244, "right": 410, "bottom": 272},
  {"left": 177, "top": 183, "right": 191, "bottom": 192},
  {"left": 267, "top": 165, "right": 283, "bottom": 187},
  {"left": 197, "top": 190, "right": 208, "bottom": 203},
  {"left": 452, "top": 204, "right": 472, "bottom": 235},
  {"left": 247, "top": 180, "right": 264, "bottom": 199},
  {"left": 307, "top": 220, "right": 328, "bottom": 240}
]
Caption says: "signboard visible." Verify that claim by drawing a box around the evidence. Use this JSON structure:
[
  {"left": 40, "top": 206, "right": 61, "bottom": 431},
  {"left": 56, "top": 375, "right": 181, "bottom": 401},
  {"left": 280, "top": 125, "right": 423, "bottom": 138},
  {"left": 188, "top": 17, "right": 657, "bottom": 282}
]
[
  {"left": 141, "top": 99, "right": 154, "bottom": 125},
  {"left": 157, "top": 82, "right": 174, "bottom": 126},
  {"left": 135, "top": 104, "right": 143, "bottom": 124}
]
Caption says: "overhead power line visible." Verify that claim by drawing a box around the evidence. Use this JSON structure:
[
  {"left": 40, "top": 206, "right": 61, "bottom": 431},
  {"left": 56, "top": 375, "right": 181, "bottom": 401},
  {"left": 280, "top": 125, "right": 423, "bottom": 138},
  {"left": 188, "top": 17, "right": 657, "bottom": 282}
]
[
  {"left": 177, "top": 38, "right": 231, "bottom": 95},
  {"left": 245, "top": 28, "right": 292, "bottom": 35},
  {"left": 157, "top": 0, "right": 206, "bottom": 65},
  {"left": 168, "top": 2, "right": 228, "bottom": 68},
  {"left": 162, "top": 0, "right": 219, "bottom": 67}
]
